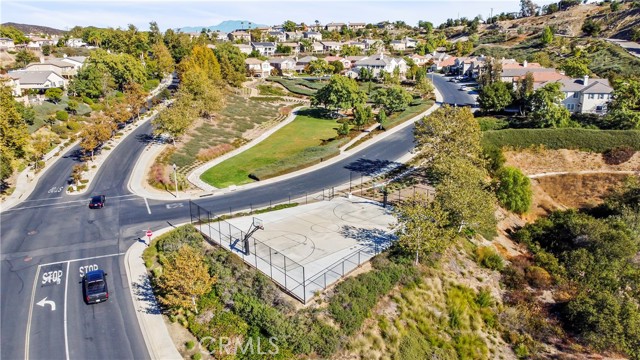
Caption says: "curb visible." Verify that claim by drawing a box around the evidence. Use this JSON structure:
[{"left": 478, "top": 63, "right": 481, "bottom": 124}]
[{"left": 124, "top": 222, "right": 189, "bottom": 360}]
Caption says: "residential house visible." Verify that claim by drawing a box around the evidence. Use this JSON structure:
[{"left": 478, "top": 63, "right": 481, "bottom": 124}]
[
  {"left": 295, "top": 55, "right": 318, "bottom": 73},
  {"left": 1, "top": 74, "right": 21, "bottom": 96},
  {"left": 345, "top": 41, "right": 366, "bottom": 51},
  {"left": 324, "top": 56, "right": 351, "bottom": 69},
  {"left": 228, "top": 31, "right": 251, "bottom": 42},
  {"left": 431, "top": 55, "right": 456, "bottom": 72},
  {"left": 352, "top": 53, "right": 407, "bottom": 78},
  {"left": 320, "top": 41, "right": 343, "bottom": 53},
  {"left": 538, "top": 76, "right": 614, "bottom": 114},
  {"left": 362, "top": 39, "right": 382, "bottom": 51},
  {"left": 213, "top": 32, "right": 228, "bottom": 42},
  {"left": 404, "top": 37, "right": 417, "bottom": 48},
  {"left": 251, "top": 42, "right": 276, "bottom": 56},
  {"left": 349, "top": 22, "right": 367, "bottom": 30},
  {"left": 269, "top": 57, "right": 296, "bottom": 75},
  {"left": 244, "top": 58, "right": 271, "bottom": 78},
  {"left": 0, "top": 38, "right": 15, "bottom": 51},
  {"left": 346, "top": 55, "right": 369, "bottom": 67},
  {"left": 303, "top": 31, "right": 322, "bottom": 42},
  {"left": 408, "top": 54, "right": 430, "bottom": 66},
  {"left": 285, "top": 32, "right": 303, "bottom": 41},
  {"left": 499, "top": 60, "right": 568, "bottom": 85},
  {"left": 390, "top": 40, "right": 406, "bottom": 51},
  {"left": 310, "top": 42, "right": 324, "bottom": 53},
  {"left": 26, "top": 58, "right": 79, "bottom": 78},
  {"left": 267, "top": 31, "right": 286, "bottom": 43},
  {"left": 453, "top": 56, "right": 487, "bottom": 78},
  {"left": 65, "top": 38, "right": 86, "bottom": 48},
  {"left": 376, "top": 21, "right": 393, "bottom": 30},
  {"left": 8, "top": 70, "right": 67, "bottom": 92},
  {"left": 325, "top": 22, "right": 346, "bottom": 32},
  {"left": 233, "top": 44, "right": 252, "bottom": 55},
  {"left": 280, "top": 42, "right": 301, "bottom": 55},
  {"left": 60, "top": 55, "right": 87, "bottom": 69}
]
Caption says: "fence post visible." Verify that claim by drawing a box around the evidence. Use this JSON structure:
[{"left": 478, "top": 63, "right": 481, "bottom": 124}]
[
  {"left": 228, "top": 223, "right": 232, "bottom": 246},
  {"left": 197, "top": 206, "right": 202, "bottom": 232},
  {"left": 324, "top": 273, "right": 327, "bottom": 288},
  {"left": 302, "top": 267, "right": 306, "bottom": 303},
  {"left": 358, "top": 251, "right": 361, "bottom": 265},
  {"left": 218, "top": 221, "right": 222, "bottom": 245},
  {"left": 342, "top": 261, "right": 345, "bottom": 276},
  {"left": 250, "top": 203, "right": 252, "bottom": 214},
  {"left": 207, "top": 211, "right": 212, "bottom": 240}
]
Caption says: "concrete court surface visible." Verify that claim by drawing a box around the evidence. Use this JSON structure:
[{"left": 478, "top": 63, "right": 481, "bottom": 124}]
[{"left": 198, "top": 196, "right": 398, "bottom": 302}]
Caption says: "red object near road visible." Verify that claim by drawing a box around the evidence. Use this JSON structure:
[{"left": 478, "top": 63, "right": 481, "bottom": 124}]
[{"left": 146, "top": 230, "right": 152, "bottom": 238}]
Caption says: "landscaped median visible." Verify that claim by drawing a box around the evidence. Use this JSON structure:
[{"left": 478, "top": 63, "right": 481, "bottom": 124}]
[{"left": 200, "top": 108, "right": 348, "bottom": 188}]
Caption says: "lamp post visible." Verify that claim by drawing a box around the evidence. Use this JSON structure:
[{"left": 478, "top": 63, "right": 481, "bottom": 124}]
[{"left": 172, "top": 163, "right": 179, "bottom": 198}]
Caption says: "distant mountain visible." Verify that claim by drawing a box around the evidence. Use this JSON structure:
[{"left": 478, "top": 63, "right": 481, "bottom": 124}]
[
  {"left": 1, "top": 22, "right": 65, "bottom": 35},
  {"left": 177, "top": 20, "right": 268, "bottom": 34}
]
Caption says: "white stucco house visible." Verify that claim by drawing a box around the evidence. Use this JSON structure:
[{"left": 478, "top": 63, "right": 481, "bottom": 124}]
[
  {"left": 352, "top": 54, "right": 407, "bottom": 78},
  {"left": 269, "top": 57, "right": 297, "bottom": 74},
  {"left": 8, "top": 70, "right": 67, "bottom": 92},
  {"left": 65, "top": 38, "right": 86, "bottom": 48},
  {"left": 538, "top": 76, "right": 614, "bottom": 115},
  {"left": 0, "top": 37, "right": 15, "bottom": 51},
  {"left": 245, "top": 58, "right": 271, "bottom": 78},
  {"left": 251, "top": 42, "right": 276, "bottom": 56}
]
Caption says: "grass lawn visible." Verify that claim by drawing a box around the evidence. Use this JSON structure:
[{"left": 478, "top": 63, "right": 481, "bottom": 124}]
[
  {"left": 200, "top": 108, "right": 344, "bottom": 188},
  {"left": 385, "top": 99, "right": 435, "bottom": 129}
]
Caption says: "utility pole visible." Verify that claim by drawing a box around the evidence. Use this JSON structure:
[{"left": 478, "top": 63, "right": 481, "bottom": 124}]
[{"left": 490, "top": 8, "right": 494, "bottom": 23}]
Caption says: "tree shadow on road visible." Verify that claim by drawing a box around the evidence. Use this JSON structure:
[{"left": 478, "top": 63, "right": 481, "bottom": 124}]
[
  {"left": 344, "top": 158, "right": 401, "bottom": 176},
  {"left": 132, "top": 274, "right": 161, "bottom": 315}
]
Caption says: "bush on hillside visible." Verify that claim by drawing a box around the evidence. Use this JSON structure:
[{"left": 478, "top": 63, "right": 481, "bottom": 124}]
[
  {"left": 55, "top": 110, "right": 69, "bottom": 121},
  {"left": 495, "top": 166, "right": 533, "bottom": 214},
  {"left": 602, "top": 146, "right": 635, "bottom": 165}
]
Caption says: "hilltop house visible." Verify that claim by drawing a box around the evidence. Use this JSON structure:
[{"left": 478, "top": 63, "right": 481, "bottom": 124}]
[
  {"left": 26, "top": 58, "right": 79, "bottom": 78},
  {"left": 320, "top": 41, "right": 343, "bottom": 53},
  {"left": 267, "top": 31, "right": 286, "bottom": 43},
  {"left": 228, "top": 31, "right": 251, "bottom": 42},
  {"left": 244, "top": 58, "right": 271, "bottom": 78},
  {"left": 390, "top": 40, "right": 406, "bottom": 51},
  {"left": 324, "top": 56, "right": 351, "bottom": 69},
  {"left": 0, "top": 38, "right": 15, "bottom": 51},
  {"left": 65, "top": 38, "right": 86, "bottom": 48},
  {"left": 325, "top": 22, "right": 346, "bottom": 32},
  {"left": 303, "top": 31, "right": 322, "bottom": 42},
  {"left": 8, "top": 70, "right": 67, "bottom": 93},
  {"left": 233, "top": 44, "right": 252, "bottom": 55},
  {"left": 538, "top": 76, "right": 614, "bottom": 114},
  {"left": 285, "top": 32, "right": 303, "bottom": 41},
  {"left": 499, "top": 60, "right": 568, "bottom": 85},
  {"left": 251, "top": 42, "right": 276, "bottom": 56},
  {"left": 349, "top": 22, "right": 367, "bottom": 30}
]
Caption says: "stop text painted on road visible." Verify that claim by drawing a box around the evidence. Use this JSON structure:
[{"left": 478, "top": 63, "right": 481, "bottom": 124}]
[{"left": 79, "top": 264, "right": 99, "bottom": 277}]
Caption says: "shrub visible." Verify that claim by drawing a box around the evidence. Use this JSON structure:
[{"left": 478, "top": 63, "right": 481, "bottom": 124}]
[
  {"left": 51, "top": 124, "right": 68, "bottom": 135},
  {"left": 191, "top": 354, "right": 201, "bottom": 360},
  {"left": 55, "top": 110, "right": 69, "bottom": 121},
  {"left": 476, "top": 246, "right": 504, "bottom": 271},
  {"left": 185, "top": 341, "right": 194, "bottom": 350},
  {"left": 144, "top": 79, "right": 160, "bottom": 91},
  {"left": 66, "top": 121, "right": 81, "bottom": 131},
  {"left": 602, "top": 146, "right": 635, "bottom": 165},
  {"left": 525, "top": 266, "right": 552, "bottom": 288},
  {"left": 90, "top": 103, "right": 104, "bottom": 112},
  {"left": 483, "top": 145, "right": 506, "bottom": 173},
  {"left": 82, "top": 96, "right": 94, "bottom": 105},
  {"left": 196, "top": 143, "right": 235, "bottom": 162},
  {"left": 482, "top": 129, "right": 640, "bottom": 153},
  {"left": 495, "top": 166, "right": 532, "bottom": 214},
  {"left": 477, "top": 116, "right": 509, "bottom": 131}
]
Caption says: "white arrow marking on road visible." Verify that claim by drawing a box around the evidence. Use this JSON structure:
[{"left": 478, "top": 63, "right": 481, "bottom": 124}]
[{"left": 36, "top": 297, "right": 56, "bottom": 311}]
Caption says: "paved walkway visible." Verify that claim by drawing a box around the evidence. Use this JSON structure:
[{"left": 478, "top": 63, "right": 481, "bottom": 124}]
[
  {"left": 130, "top": 87, "right": 443, "bottom": 201},
  {"left": 605, "top": 38, "right": 640, "bottom": 58},
  {"left": 124, "top": 223, "right": 188, "bottom": 360}
]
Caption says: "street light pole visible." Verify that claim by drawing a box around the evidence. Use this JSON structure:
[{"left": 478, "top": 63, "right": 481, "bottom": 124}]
[{"left": 173, "top": 163, "right": 179, "bottom": 198}]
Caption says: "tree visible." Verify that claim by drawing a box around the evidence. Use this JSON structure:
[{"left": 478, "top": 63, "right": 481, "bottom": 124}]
[
  {"left": 478, "top": 81, "right": 513, "bottom": 113},
  {"left": 520, "top": 0, "right": 540, "bottom": 17},
  {"left": 495, "top": 166, "right": 532, "bottom": 214},
  {"left": 414, "top": 106, "right": 482, "bottom": 165},
  {"left": 561, "top": 58, "right": 589, "bottom": 78},
  {"left": 79, "top": 115, "right": 114, "bottom": 160},
  {"left": 276, "top": 43, "right": 292, "bottom": 54},
  {"left": 582, "top": 19, "right": 601, "bottom": 36},
  {"left": 282, "top": 20, "right": 297, "bottom": 32},
  {"left": 157, "top": 245, "right": 215, "bottom": 314},
  {"left": 610, "top": 1, "right": 621, "bottom": 12},
  {"left": 433, "top": 157, "right": 498, "bottom": 236},
  {"left": 14, "top": 49, "right": 37, "bottom": 68},
  {"left": 307, "top": 59, "right": 333, "bottom": 76},
  {"left": 529, "top": 82, "right": 572, "bottom": 128},
  {"left": 71, "top": 164, "right": 84, "bottom": 186},
  {"left": 213, "top": 42, "right": 247, "bottom": 87},
  {"left": 514, "top": 72, "right": 535, "bottom": 116},
  {"left": 418, "top": 21, "right": 434, "bottom": 34},
  {"left": 376, "top": 110, "right": 387, "bottom": 130},
  {"left": 415, "top": 77, "right": 434, "bottom": 99},
  {"left": 340, "top": 44, "right": 362, "bottom": 56},
  {"left": 45, "top": 88, "right": 63, "bottom": 104},
  {"left": 395, "top": 196, "right": 454, "bottom": 264},
  {"left": 542, "top": 26, "right": 554, "bottom": 46},
  {"left": 336, "top": 122, "right": 350, "bottom": 136},
  {"left": 607, "top": 77, "right": 640, "bottom": 129},
  {"left": 41, "top": 44, "right": 52, "bottom": 56},
  {"left": 479, "top": 57, "right": 503, "bottom": 87},
  {"left": 152, "top": 96, "right": 193, "bottom": 144},
  {"left": 0, "top": 25, "right": 29, "bottom": 44},
  {"left": 329, "top": 60, "right": 344, "bottom": 74},
  {"left": 124, "top": 81, "right": 148, "bottom": 120},
  {"left": 311, "top": 75, "right": 365, "bottom": 112},
  {"left": 69, "top": 62, "right": 115, "bottom": 99},
  {"left": 30, "top": 132, "right": 52, "bottom": 170},
  {"left": 150, "top": 41, "right": 175, "bottom": 78},
  {"left": 371, "top": 86, "right": 413, "bottom": 114},
  {"left": 178, "top": 45, "right": 222, "bottom": 84},
  {"left": 353, "top": 104, "right": 373, "bottom": 130}
]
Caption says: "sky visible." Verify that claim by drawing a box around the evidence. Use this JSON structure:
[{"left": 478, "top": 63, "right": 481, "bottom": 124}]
[{"left": 1, "top": 0, "right": 559, "bottom": 31}]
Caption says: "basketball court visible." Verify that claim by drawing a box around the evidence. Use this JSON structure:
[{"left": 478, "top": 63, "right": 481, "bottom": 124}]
[{"left": 194, "top": 196, "right": 398, "bottom": 302}]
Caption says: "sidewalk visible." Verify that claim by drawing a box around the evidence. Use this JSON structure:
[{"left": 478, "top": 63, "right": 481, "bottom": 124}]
[
  {"left": 124, "top": 223, "right": 187, "bottom": 360},
  {"left": 0, "top": 139, "right": 79, "bottom": 212},
  {"left": 130, "top": 86, "right": 443, "bottom": 201}
]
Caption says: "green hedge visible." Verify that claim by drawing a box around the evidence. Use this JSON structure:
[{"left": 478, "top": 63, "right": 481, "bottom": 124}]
[{"left": 482, "top": 129, "right": 640, "bottom": 153}]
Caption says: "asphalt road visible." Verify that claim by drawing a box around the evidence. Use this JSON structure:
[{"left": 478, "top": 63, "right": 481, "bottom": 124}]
[{"left": 0, "top": 76, "right": 463, "bottom": 360}]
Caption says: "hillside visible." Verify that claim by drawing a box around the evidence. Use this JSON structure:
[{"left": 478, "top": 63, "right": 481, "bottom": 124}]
[
  {"left": 177, "top": 20, "right": 268, "bottom": 33},
  {"left": 1, "top": 22, "right": 65, "bottom": 35}
]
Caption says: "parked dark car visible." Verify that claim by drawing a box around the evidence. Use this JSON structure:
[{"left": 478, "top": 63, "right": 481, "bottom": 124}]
[
  {"left": 89, "top": 195, "right": 106, "bottom": 209},
  {"left": 82, "top": 270, "right": 109, "bottom": 304}
]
